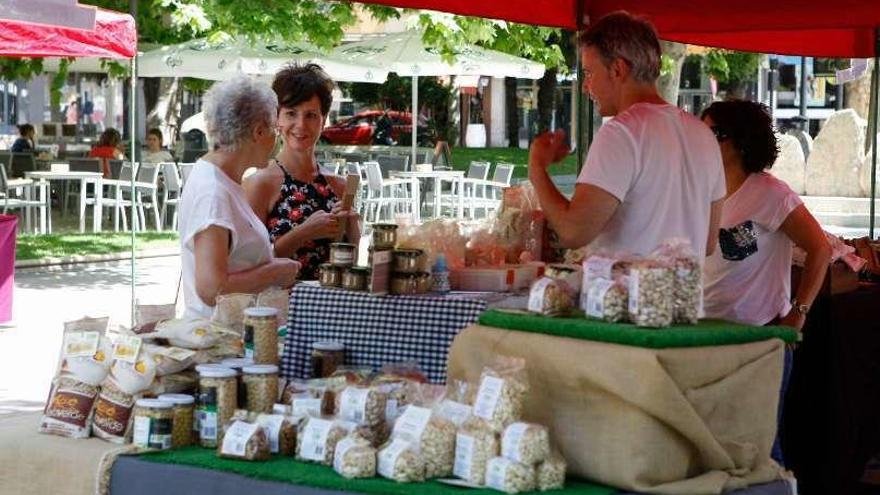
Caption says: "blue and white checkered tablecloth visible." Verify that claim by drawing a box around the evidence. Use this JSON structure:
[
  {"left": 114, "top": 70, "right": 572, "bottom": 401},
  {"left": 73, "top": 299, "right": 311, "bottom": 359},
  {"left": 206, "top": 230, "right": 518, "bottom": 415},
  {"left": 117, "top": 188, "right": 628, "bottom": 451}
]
[{"left": 281, "top": 283, "right": 488, "bottom": 383}]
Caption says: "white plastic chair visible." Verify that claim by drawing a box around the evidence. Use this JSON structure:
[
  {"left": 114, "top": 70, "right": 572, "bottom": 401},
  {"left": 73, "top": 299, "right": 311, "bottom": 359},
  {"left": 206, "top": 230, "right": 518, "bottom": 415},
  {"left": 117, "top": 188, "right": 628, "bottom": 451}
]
[
  {"left": 0, "top": 155, "right": 47, "bottom": 234},
  {"left": 160, "top": 162, "right": 182, "bottom": 230},
  {"left": 459, "top": 163, "right": 515, "bottom": 218},
  {"left": 361, "top": 161, "right": 419, "bottom": 223},
  {"left": 177, "top": 162, "right": 196, "bottom": 188},
  {"left": 97, "top": 161, "right": 138, "bottom": 232},
  {"left": 133, "top": 163, "right": 162, "bottom": 231}
]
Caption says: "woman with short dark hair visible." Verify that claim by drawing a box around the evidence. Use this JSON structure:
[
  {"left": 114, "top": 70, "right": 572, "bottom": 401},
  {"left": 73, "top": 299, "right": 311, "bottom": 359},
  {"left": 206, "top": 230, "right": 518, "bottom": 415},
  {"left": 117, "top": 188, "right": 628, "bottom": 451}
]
[
  {"left": 89, "top": 128, "right": 125, "bottom": 177},
  {"left": 143, "top": 128, "right": 174, "bottom": 164},
  {"left": 244, "top": 63, "right": 360, "bottom": 280},
  {"left": 11, "top": 124, "right": 35, "bottom": 153}
]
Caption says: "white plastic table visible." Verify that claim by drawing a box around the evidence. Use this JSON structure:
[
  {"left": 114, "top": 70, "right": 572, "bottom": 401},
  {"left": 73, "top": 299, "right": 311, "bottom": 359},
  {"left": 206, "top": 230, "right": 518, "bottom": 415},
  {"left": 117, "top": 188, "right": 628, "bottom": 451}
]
[{"left": 25, "top": 171, "right": 104, "bottom": 233}]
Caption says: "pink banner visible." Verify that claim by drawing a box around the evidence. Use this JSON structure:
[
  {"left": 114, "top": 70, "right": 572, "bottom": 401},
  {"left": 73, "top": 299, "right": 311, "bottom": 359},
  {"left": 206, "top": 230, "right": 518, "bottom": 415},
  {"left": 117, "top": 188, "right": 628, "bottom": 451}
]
[{"left": 0, "top": 215, "right": 17, "bottom": 323}]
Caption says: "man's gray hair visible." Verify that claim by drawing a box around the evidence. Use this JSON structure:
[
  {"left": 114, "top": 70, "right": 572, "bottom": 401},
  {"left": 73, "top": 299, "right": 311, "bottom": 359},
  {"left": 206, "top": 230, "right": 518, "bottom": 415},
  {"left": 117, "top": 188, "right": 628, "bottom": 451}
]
[
  {"left": 203, "top": 77, "right": 278, "bottom": 151},
  {"left": 578, "top": 11, "right": 661, "bottom": 83}
]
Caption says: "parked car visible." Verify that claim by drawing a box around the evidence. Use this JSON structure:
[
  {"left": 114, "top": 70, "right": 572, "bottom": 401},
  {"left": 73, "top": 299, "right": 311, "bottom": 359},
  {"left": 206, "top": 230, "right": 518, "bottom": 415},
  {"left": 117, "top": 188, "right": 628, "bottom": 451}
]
[{"left": 320, "top": 110, "right": 431, "bottom": 146}]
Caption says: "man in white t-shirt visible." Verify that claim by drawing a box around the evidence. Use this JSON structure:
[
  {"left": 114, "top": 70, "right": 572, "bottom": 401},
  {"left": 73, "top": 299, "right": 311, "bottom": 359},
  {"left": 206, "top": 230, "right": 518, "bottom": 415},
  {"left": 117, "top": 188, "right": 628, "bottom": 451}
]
[{"left": 528, "top": 11, "right": 725, "bottom": 258}]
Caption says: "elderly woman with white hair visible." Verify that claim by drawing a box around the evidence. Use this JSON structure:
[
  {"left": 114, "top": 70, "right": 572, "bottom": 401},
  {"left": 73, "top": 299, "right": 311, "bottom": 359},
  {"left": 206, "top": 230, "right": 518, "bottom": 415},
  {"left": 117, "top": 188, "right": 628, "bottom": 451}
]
[{"left": 178, "top": 77, "right": 300, "bottom": 319}]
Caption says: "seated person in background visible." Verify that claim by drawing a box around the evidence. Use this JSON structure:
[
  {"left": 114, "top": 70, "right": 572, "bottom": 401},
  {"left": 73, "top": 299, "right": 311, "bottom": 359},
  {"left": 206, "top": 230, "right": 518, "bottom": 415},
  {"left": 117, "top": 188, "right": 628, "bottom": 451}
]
[
  {"left": 11, "top": 124, "right": 35, "bottom": 153},
  {"left": 244, "top": 63, "right": 359, "bottom": 280},
  {"left": 89, "top": 128, "right": 125, "bottom": 177},
  {"left": 701, "top": 100, "right": 831, "bottom": 467},
  {"left": 142, "top": 128, "right": 175, "bottom": 164},
  {"left": 178, "top": 76, "right": 300, "bottom": 320}
]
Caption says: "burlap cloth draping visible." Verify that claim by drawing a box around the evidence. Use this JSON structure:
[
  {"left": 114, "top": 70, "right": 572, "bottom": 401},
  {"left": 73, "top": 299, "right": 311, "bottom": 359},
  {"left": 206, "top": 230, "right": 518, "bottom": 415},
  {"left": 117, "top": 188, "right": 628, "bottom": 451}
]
[
  {"left": 0, "top": 412, "right": 134, "bottom": 495},
  {"left": 447, "top": 325, "right": 786, "bottom": 495}
]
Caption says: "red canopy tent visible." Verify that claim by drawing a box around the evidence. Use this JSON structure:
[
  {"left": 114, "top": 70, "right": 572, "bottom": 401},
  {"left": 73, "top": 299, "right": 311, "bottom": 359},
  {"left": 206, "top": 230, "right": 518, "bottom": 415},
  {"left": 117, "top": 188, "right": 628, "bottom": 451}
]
[
  {"left": 353, "top": 0, "right": 880, "bottom": 58},
  {"left": 0, "top": 8, "right": 136, "bottom": 59}
]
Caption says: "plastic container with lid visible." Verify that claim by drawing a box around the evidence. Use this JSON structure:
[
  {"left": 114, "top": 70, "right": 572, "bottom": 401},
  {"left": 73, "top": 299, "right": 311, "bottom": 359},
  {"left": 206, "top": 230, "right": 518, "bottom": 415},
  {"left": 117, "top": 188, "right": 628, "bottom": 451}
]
[
  {"left": 221, "top": 357, "right": 254, "bottom": 407},
  {"left": 242, "top": 364, "right": 279, "bottom": 413},
  {"left": 311, "top": 341, "right": 345, "bottom": 378},
  {"left": 197, "top": 367, "right": 238, "bottom": 448},
  {"left": 372, "top": 223, "right": 399, "bottom": 250},
  {"left": 132, "top": 398, "right": 174, "bottom": 450},
  {"left": 158, "top": 393, "right": 196, "bottom": 448},
  {"left": 243, "top": 307, "right": 279, "bottom": 365},
  {"left": 330, "top": 243, "right": 357, "bottom": 267}
]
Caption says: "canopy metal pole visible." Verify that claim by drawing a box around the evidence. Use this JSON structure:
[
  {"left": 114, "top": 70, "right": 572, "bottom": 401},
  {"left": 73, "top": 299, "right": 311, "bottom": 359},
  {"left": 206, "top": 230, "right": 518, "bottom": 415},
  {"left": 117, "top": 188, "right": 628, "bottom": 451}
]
[
  {"left": 130, "top": 56, "right": 138, "bottom": 327},
  {"left": 411, "top": 75, "right": 418, "bottom": 167},
  {"left": 870, "top": 29, "right": 880, "bottom": 238},
  {"left": 576, "top": 45, "right": 584, "bottom": 173}
]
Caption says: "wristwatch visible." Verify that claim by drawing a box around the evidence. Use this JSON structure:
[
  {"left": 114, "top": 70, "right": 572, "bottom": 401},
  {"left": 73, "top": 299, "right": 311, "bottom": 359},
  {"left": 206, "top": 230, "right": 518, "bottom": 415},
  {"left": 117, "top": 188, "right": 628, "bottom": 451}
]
[{"left": 791, "top": 299, "right": 810, "bottom": 316}]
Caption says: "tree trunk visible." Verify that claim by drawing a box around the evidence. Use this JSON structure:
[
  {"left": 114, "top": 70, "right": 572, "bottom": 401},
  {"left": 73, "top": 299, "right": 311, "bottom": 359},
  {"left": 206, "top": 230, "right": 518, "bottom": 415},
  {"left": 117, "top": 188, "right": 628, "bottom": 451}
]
[
  {"left": 843, "top": 60, "right": 874, "bottom": 154},
  {"left": 505, "top": 76, "right": 519, "bottom": 148},
  {"left": 536, "top": 67, "right": 558, "bottom": 134},
  {"left": 657, "top": 41, "right": 687, "bottom": 105}
]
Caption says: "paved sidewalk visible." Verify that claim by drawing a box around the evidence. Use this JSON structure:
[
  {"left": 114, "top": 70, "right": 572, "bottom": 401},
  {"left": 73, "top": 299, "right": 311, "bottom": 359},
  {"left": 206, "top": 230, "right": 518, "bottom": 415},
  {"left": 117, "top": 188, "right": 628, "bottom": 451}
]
[{"left": 0, "top": 256, "right": 181, "bottom": 415}]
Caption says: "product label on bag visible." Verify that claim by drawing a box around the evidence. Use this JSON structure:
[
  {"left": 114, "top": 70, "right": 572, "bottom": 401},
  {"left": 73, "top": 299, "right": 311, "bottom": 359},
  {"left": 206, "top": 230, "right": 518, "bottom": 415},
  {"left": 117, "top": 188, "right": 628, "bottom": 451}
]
[
  {"left": 64, "top": 332, "right": 100, "bottom": 358},
  {"left": 300, "top": 418, "right": 334, "bottom": 461},
  {"left": 436, "top": 400, "right": 472, "bottom": 427},
  {"left": 221, "top": 421, "right": 259, "bottom": 457},
  {"left": 473, "top": 376, "right": 504, "bottom": 420},
  {"left": 585, "top": 279, "right": 615, "bottom": 317},
  {"left": 291, "top": 397, "right": 322, "bottom": 418},
  {"left": 453, "top": 433, "right": 476, "bottom": 480},
  {"left": 501, "top": 423, "right": 529, "bottom": 462},
  {"left": 112, "top": 335, "right": 142, "bottom": 363},
  {"left": 392, "top": 406, "right": 432, "bottom": 451},
  {"left": 334, "top": 437, "right": 359, "bottom": 473},
  {"left": 628, "top": 271, "right": 640, "bottom": 313},
  {"left": 486, "top": 457, "right": 513, "bottom": 491},
  {"left": 255, "top": 414, "right": 285, "bottom": 453},
  {"left": 339, "top": 387, "right": 370, "bottom": 424},
  {"left": 45, "top": 387, "right": 96, "bottom": 428},
  {"left": 93, "top": 393, "right": 133, "bottom": 438},
  {"left": 378, "top": 438, "right": 412, "bottom": 478},
  {"left": 583, "top": 257, "right": 616, "bottom": 285},
  {"left": 527, "top": 278, "right": 554, "bottom": 313}
]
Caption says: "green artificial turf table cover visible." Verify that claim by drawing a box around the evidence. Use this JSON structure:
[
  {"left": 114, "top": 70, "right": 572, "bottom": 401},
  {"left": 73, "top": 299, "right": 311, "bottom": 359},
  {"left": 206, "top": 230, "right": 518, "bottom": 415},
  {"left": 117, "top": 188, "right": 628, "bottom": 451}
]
[
  {"left": 477, "top": 310, "right": 798, "bottom": 347},
  {"left": 139, "top": 447, "right": 615, "bottom": 495}
]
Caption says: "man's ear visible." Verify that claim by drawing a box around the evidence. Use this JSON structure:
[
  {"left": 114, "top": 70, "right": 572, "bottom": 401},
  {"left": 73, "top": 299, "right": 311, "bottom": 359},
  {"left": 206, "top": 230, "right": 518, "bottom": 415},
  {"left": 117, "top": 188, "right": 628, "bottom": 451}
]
[{"left": 611, "top": 57, "right": 630, "bottom": 80}]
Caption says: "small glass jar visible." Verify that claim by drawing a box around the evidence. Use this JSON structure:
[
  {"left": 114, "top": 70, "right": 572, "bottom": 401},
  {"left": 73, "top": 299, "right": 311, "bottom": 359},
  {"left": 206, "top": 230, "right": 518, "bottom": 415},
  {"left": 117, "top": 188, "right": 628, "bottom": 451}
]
[
  {"left": 393, "top": 249, "right": 424, "bottom": 273},
  {"left": 242, "top": 364, "right": 279, "bottom": 413},
  {"left": 417, "top": 271, "right": 433, "bottom": 294},
  {"left": 158, "top": 393, "right": 196, "bottom": 448},
  {"left": 342, "top": 267, "right": 370, "bottom": 291},
  {"left": 243, "top": 307, "right": 279, "bottom": 365},
  {"left": 319, "top": 263, "right": 343, "bottom": 287},
  {"left": 311, "top": 341, "right": 345, "bottom": 378},
  {"left": 197, "top": 367, "right": 238, "bottom": 448},
  {"left": 372, "top": 223, "right": 399, "bottom": 250},
  {"left": 132, "top": 398, "right": 174, "bottom": 450},
  {"left": 390, "top": 272, "right": 421, "bottom": 295},
  {"left": 220, "top": 357, "right": 254, "bottom": 412},
  {"left": 330, "top": 243, "right": 357, "bottom": 267}
]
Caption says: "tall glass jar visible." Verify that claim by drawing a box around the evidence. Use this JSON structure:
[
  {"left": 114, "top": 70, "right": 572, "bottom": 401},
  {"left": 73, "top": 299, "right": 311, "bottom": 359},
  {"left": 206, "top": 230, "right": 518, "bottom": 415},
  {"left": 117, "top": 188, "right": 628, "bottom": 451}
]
[
  {"left": 157, "top": 393, "right": 196, "bottom": 448},
  {"left": 197, "top": 367, "right": 237, "bottom": 448},
  {"left": 243, "top": 307, "right": 279, "bottom": 365}
]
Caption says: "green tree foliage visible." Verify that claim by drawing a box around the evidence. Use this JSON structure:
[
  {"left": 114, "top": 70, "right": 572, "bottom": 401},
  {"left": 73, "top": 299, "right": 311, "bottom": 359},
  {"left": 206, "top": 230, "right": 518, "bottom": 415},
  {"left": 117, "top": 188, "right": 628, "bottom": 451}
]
[{"left": 703, "top": 49, "right": 761, "bottom": 85}]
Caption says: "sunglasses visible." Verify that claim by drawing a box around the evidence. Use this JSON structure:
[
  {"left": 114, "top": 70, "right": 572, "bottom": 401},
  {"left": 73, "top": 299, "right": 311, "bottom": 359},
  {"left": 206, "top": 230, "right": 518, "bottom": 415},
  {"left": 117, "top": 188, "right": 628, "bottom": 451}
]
[{"left": 710, "top": 125, "right": 730, "bottom": 142}]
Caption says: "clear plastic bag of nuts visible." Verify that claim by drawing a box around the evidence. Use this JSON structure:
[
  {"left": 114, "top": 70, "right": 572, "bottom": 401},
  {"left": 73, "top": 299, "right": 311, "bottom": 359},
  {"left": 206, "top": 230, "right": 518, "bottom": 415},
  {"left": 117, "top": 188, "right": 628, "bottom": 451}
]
[
  {"left": 485, "top": 456, "right": 537, "bottom": 494},
  {"left": 335, "top": 386, "right": 388, "bottom": 427},
  {"left": 333, "top": 434, "right": 377, "bottom": 479},
  {"left": 652, "top": 239, "right": 701, "bottom": 325},
  {"left": 390, "top": 403, "right": 457, "bottom": 479},
  {"left": 218, "top": 418, "right": 271, "bottom": 461},
  {"left": 453, "top": 418, "right": 500, "bottom": 485},
  {"left": 527, "top": 277, "right": 575, "bottom": 317},
  {"left": 377, "top": 438, "right": 425, "bottom": 483},
  {"left": 501, "top": 422, "right": 550, "bottom": 465},
  {"left": 295, "top": 416, "right": 348, "bottom": 465},
  {"left": 582, "top": 276, "right": 629, "bottom": 323},
  {"left": 536, "top": 451, "right": 567, "bottom": 491},
  {"left": 627, "top": 259, "right": 675, "bottom": 328},
  {"left": 471, "top": 357, "right": 529, "bottom": 433}
]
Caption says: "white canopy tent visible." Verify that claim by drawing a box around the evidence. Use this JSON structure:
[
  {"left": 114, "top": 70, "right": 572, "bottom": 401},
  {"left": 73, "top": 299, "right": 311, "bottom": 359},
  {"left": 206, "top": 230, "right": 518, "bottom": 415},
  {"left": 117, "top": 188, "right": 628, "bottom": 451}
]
[
  {"left": 332, "top": 31, "right": 545, "bottom": 163},
  {"left": 138, "top": 37, "right": 389, "bottom": 83}
]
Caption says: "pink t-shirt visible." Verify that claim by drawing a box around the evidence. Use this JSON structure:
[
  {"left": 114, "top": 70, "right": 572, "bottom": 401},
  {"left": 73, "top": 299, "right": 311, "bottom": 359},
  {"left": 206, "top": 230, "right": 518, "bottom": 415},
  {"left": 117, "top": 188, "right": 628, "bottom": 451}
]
[
  {"left": 577, "top": 103, "right": 725, "bottom": 258},
  {"left": 703, "top": 172, "right": 803, "bottom": 325}
]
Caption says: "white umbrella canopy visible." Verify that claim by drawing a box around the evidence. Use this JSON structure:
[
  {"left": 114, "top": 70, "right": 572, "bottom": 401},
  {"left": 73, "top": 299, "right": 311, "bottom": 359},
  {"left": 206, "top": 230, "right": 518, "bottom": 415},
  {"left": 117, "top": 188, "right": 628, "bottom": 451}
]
[
  {"left": 138, "top": 37, "right": 389, "bottom": 83},
  {"left": 334, "top": 30, "right": 545, "bottom": 162},
  {"left": 333, "top": 31, "right": 545, "bottom": 79}
]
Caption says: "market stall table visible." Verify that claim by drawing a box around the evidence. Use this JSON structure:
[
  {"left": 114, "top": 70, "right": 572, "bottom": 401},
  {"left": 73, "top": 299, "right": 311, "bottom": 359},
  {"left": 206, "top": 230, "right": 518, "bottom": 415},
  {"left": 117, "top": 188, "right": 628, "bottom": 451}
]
[
  {"left": 25, "top": 170, "right": 103, "bottom": 233},
  {"left": 281, "top": 282, "right": 487, "bottom": 383},
  {"left": 389, "top": 170, "right": 464, "bottom": 219},
  {"left": 0, "top": 215, "right": 15, "bottom": 322}
]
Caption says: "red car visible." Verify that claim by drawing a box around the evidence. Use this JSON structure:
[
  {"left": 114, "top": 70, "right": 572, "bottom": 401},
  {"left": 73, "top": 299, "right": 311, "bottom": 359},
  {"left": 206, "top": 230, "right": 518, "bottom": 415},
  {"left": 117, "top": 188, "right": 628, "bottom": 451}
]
[{"left": 321, "top": 110, "right": 430, "bottom": 145}]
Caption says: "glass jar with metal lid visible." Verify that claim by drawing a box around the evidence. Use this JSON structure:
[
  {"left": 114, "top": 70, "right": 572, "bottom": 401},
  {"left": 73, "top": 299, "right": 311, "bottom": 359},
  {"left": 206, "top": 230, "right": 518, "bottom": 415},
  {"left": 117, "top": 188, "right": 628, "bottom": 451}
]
[
  {"left": 242, "top": 364, "right": 279, "bottom": 414},
  {"left": 243, "top": 307, "right": 279, "bottom": 365},
  {"left": 157, "top": 393, "right": 196, "bottom": 448},
  {"left": 132, "top": 398, "right": 174, "bottom": 450},
  {"left": 372, "top": 223, "right": 399, "bottom": 250},
  {"left": 319, "top": 263, "right": 343, "bottom": 287},
  {"left": 393, "top": 249, "right": 424, "bottom": 273},
  {"left": 330, "top": 243, "right": 357, "bottom": 267},
  {"left": 390, "top": 272, "right": 423, "bottom": 295},
  {"left": 311, "top": 341, "right": 345, "bottom": 378},
  {"left": 197, "top": 367, "right": 238, "bottom": 448},
  {"left": 341, "top": 267, "right": 370, "bottom": 291}
]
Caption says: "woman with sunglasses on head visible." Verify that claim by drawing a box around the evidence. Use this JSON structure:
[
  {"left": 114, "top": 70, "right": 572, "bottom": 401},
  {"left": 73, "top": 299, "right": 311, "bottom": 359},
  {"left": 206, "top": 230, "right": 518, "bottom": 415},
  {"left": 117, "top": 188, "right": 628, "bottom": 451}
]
[
  {"left": 244, "top": 63, "right": 359, "bottom": 280},
  {"left": 701, "top": 100, "right": 830, "bottom": 466}
]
